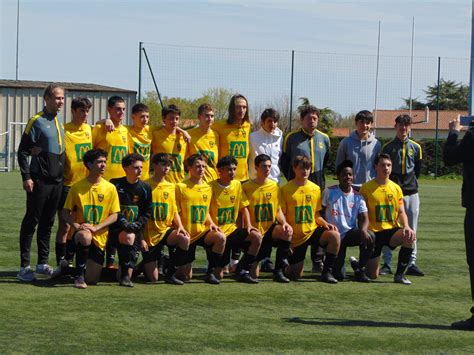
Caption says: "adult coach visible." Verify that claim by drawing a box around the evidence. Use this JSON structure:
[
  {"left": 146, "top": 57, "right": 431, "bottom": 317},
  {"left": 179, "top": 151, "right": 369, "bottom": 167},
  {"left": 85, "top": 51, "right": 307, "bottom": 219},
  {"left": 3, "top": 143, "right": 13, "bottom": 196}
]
[
  {"left": 444, "top": 116, "right": 474, "bottom": 330},
  {"left": 17, "top": 84, "right": 65, "bottom": 282}
]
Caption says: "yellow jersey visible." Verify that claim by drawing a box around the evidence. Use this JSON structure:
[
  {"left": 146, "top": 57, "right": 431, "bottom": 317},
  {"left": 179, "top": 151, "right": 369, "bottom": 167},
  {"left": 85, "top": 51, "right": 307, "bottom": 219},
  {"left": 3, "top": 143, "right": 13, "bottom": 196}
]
[
  {"left": 281, "top": 180, "right": 321, "bottom": 247},
  {"left": 186, "top": 127, "right": 219, "bottom": 183},
  {"left": 152, "top": 128, "right": 187, "bottom": 183},
  {"left": 143, "top": 178, "right": 177, "bottom": 246},
  {"left": 209, "top": 179, "right": 249, "bottom": 236},
  {"left": 242, "top": 179, "right": 280, "bottom": 235},
  {"left": 213, "top": 120, "right": 251, "bottom": 181},
  {"left": 127, "top": 125, "right": 152, "bottom": 180},
  {"left": 63, "top": 122, "right": 93, "bottom": 186},
  {"left": 175, "top": 179, "right": 212, "bottom": 243},
  {"left": 92, "top": 124, "right": 129, "bottom": 180},
  {"left": 64, "top": 177, "right": 120, "bottom": 250},
  {"left": 360, "top": 179, "right": 404, "bottom": 232}
]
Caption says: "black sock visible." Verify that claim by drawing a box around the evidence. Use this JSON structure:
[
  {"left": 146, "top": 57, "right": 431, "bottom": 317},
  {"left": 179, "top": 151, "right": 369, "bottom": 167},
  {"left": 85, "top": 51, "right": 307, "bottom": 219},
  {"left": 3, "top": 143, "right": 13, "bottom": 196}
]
[
  {"left": 207, "top": 251, "right": 222, "bottom": 274},
  {"left": 395, "top": 247, "right": 413, "bottom": 275},
  {"left": 322, "top": 252, "right": 337, "bottom": 274},
  {"left": 65, "top": 239, "right": 76, "bottom": 262},
  {"left": 75, "top": 243, "right": 89, "bottom": 277},
  {"left": 237, "top": 253, "right": 256, "bottom": 273},
  {"left": 55, "top": 242, "right": 66, "bottom": 265},
  {"left": 106, "top": 245, "right": 116, "bottom": 266},
  {"left": 119, "top": 244, "right": 133, "bottom": 277},
  {"left": 358, "top": 244, "right": 373, "bottom": 269},
  {"left": 275, "top": 240, "right": 291, "bottom": 270}
]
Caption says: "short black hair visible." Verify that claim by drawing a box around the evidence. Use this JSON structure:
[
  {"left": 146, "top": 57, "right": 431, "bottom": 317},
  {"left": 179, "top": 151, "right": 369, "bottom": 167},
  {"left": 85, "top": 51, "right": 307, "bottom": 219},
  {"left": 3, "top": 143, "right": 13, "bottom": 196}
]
[
  {"left": 292, "top": 155, "right": 312, "bottom": 169},
  {"left": 299, "top": 105, "right": 320, "bottom": 120},
  {"left": 132, "top": 103, "right": 149, "bottom": 115},
  {"left": 152, "top": 153, "right": 171, "bottom": 166},
  {"left": 186, "top": 154, "right": 205, "bottom": 172},
  {"left": 162, "top": 104, "right": 181, "bottom": 118},
  {"left": 43, "top": 84, "right": 64, "bottom": 100},
  {"left": 83, "top": 149, "right": 107, "bottom": 169},
  {"left": 216, "top": 155, "right": 238, "bottom": 169},
  {"left": 395, "top": 114, "right": 412, "bottom": 125},
  {"left": 121, "top": 153, "right": 144, "bottom": 168},
  {"left": 261, "top": 108, "right": 280, "bottom": 123},
  {"left": 355, "top": 110, "right": 373, "bottom": 123},
  {"left": 255, "top": 154, "right": 271, "bottom": 167},
  {"left": 107, "top": 95, "right": 125, "bottom": 108},
  {"left": 71, "top": 97, "right": 92, "bottom": 111},
  {"left": 374, "top": 153, "right": 391, "bottom": 167},
  {"left": 336, "top": 159, "right": 353, "bottom": 176}
]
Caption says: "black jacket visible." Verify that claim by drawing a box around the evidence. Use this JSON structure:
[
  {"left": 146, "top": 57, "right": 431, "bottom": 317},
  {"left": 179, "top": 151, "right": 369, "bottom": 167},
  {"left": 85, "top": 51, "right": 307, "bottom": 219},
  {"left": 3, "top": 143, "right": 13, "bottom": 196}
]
[{"left": 444, "top": 126, "right": 474, "bottom": 209}]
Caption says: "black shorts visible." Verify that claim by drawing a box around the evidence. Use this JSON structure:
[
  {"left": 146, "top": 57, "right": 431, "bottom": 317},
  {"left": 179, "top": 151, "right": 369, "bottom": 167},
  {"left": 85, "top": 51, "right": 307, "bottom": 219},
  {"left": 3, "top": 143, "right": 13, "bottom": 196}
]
[
  {"left": 142, "top": 228, "right": 174, "bottom": 264},
  {"left": 72, "top": 231, "right": 105, "bottom": 265},
  {"left": 221, "top": 228, "right": 249, "bottom": 266},
  {"left": 57, "top": 185, "right": 71, "bottom": 211},
  {"left": 371, "top": 228, "right": 401, "bottom": 258},
  {"left": 288, "top": 226, "right": 325, "bottom": 265},
  {"left": 182, "top": 231, "right": 210, "bottom": 265},
  {"left": 256, "top": 222, "right": 278, "bottom": 261}
]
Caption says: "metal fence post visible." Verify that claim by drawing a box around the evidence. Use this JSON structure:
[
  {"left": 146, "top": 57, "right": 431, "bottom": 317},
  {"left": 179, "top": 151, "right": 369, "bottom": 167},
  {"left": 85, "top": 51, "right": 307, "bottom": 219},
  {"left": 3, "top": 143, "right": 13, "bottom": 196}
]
[
  {"left": 289, "top": 50, "right": 295, "bottom": 132},
  {"left": 435, "top": 56, "right": 441, "bottom": 178}
]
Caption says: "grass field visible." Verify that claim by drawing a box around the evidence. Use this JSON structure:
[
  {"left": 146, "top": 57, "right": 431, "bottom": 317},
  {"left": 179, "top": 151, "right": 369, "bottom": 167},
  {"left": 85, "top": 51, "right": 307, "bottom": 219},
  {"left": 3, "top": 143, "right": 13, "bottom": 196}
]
[{"left": 1, "top": 172, "right": 474, "bottom": 353}]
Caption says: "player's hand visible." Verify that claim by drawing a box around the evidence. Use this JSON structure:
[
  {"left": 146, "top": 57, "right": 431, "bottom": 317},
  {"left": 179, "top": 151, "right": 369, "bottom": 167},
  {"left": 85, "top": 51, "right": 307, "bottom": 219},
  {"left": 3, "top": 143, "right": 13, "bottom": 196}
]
[
  {"left": 105, "top": 118, "right": 115, "bottom": 132},
  {"left": 325, "top": 223, "right": 338, "bottom": 232},
  {"left": 209, "top": 223, "right": 222, "bottom": 233},
  {"left": 82, "top": 223, "right": 97, "bottom": 234},
  {"left": 23, "top": 179, "right": 34, "bottom": 193},
  {"left": 30, "top": 146, "right": 42, "bottom": 156},
  {"left": 177, "top": 226, "right": 190, "bottom": 238},
  {"left": 247, "top": 226, "right": 259, "bottom": 235},
  {"left": 181, "top": 130, "right": 191, "bottom": 143},
  {"left": 402, "top": 226, "right": 416, "bottom": 242},
  {"left": 449, "top": 115, "right": 462, "bottom": 133},
  {"left": 360, "top": 230, "right": 374, "bottom": 249},
  {"left": 141, "top": 240, "right": 149, "bottom": 252},
  {"left": 282, "top": 222, "right": 293, "bottom": 237}
]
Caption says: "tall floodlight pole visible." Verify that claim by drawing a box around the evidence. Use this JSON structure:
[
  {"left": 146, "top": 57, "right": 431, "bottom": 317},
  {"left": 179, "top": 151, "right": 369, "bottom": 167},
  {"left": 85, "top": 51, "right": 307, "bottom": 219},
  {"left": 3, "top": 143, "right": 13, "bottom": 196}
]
[
  {"left": 15, "top": 0, "right": 20, "bottom": 80},
  {"left": 409, "top": 17, "right": 415, "bottom": 117},
  {"left": 470, "top": 0, "right": 474, "bottom": 115},
  {"left": 374, "top": 20, "right": 381, "bottom": 135}
]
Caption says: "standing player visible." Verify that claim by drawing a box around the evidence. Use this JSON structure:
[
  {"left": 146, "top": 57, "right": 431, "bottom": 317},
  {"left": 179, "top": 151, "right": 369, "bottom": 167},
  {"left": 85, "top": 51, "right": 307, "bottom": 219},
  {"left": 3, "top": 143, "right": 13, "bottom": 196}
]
[
  {"left": 213, "top": 94, "right": 252, "bottom": 182},
  {"left": 210, "top": 155, "right": 262, "bottom": 283},
  {"left": 53, "top": 97, "right": 93, "bottom": 277},
  {"left": 323, "top": 160, "right": 375, "bottom": 282},
  {"left": 17, "top": 84, "right": 65, "bottom": 281},
  {"left": 142, "top": 153, "right": 190, "bottom": 285},
  {"left": 361, "top": 153, "right": 416, "bottom": 285},
  {"left": 335, "top": 110, "right": 381, "bottom": 190},
  {"left": 186, "top": 103, "right": 220, "bottom": 183},
  {"left": 381, "top": 114, "right": 424, "bottom": 277},
  {"left": 175, "top": 154, "right": 227, "bottom": 284},
  {"left": 109, "top": 154, "right": 152, "bottom": 288},
  {"left": 152, "top": 105, "right": 187, "bottom": 184},
  {"left": 280, "top": 104, "right": 330, "bottom": 272},
  {"left": 281, "top": 155, "right": 340, "bottom": 284},
  {"left": 243, "top": 154, "right": 293, "bottom": 283},
  {"left": 62, "top": 149, "right": 120, "bottom": 289},
  {"left": 127, "top": 104, "right": 152, "bottom": 180}
]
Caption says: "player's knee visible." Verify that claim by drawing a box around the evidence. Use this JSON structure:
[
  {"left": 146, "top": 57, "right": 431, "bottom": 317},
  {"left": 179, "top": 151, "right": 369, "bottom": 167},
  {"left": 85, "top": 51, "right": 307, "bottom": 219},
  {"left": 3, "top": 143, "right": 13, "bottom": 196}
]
[
  {"left": 250, "top": 231, "right": 263, "bottom": 246},
  {"left": 119, "top": 231, "right": 135, "bottom": 245}
]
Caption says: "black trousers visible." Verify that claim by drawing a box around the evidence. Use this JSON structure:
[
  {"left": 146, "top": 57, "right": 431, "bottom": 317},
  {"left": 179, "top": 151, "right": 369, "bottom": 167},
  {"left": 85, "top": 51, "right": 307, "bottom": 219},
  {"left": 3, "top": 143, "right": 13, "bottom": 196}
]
[
  {"left": 333, "top": 228, "right": 375, "bottom": 277},
  {"left": 464, "top": 208, "right": 474, "bottom": 303},
  {"left": 19, "top": 179, "right": 62, "bottom": 267}
]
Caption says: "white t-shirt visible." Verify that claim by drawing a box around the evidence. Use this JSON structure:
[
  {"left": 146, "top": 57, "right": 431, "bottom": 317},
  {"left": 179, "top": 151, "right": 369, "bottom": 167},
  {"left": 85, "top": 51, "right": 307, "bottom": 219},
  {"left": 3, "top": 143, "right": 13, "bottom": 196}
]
[{"left": 322, "top": 185, "right": 368, "bottom": 239}]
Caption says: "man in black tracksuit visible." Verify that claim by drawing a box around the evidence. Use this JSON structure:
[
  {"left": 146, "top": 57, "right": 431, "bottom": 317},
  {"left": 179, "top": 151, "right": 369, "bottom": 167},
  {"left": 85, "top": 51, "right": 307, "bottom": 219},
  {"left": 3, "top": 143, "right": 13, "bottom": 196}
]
[
  {"left": 109, "top": 153, "right": 152, "bottom": 287},
  {"left": 17, "top": 84, "right": 66, "bottom": 282},
  {"left": 444, "top": 117, "right": 474, "bottom": 331}
]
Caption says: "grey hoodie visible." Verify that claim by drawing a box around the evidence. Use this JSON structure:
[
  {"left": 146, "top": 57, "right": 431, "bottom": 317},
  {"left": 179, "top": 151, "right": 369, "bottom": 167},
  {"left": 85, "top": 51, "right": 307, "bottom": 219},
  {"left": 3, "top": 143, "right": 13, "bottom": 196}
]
[{"left": 336, "top": 130, "right": 381, "bottom": 188}]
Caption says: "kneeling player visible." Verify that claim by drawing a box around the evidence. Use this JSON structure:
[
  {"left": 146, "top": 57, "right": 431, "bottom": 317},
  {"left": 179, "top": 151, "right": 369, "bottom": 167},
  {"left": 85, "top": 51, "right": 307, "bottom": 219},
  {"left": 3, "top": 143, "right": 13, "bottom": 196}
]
[
  {"left": 62, "top": 149, "right": 120, "bottom": 289},
  {"left": 361, "top": 153, "right": 416, "bottom": 285},
  {"left": 323, "top": 160, "right": 375, "bottom": 282},
  {"left": 281, "top": 155, "right": 340, "bottom": 283},
  {"left": 242, "top": 154, "right": 293, "bottom": 283},
  {"left": 210, "top": 156, "right": 262, "bottom": 283},
  {"left": 142, "top": 153, "right": 190, "bottom": 285},
  {"left": 109, "top": 153, "right": 152, "bottom": 288},
  {"left": 175, "top": 154, "right": 227, "bottom": 284}
]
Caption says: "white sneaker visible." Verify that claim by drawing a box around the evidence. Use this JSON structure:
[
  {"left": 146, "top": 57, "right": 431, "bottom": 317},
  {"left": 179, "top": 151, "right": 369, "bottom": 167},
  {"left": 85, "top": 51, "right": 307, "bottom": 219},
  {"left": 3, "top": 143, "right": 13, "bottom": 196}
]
[
  {"left": 394, "top": 274, "right": 412, "bottom": 285},
  {"left": 51, "top": 259, "right": 69, "bottom": 279},
  {"left": 17, "top": 266, "right": 36, "bottom": 282},
  {"left": 35, "top": 264, "right": 54, "bottom": 279}
]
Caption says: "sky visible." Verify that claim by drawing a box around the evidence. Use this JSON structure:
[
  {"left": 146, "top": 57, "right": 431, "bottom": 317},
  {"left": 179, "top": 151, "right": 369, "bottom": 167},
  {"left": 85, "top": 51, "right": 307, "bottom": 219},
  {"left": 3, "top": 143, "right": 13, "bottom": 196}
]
[{"left": 0, "top": 0, "right": 472, "bottom": 115}]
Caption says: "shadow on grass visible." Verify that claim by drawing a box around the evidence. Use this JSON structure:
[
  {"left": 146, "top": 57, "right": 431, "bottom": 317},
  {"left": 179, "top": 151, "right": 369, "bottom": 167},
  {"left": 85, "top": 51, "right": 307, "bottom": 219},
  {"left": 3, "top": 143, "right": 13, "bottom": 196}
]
[{"left": 284, "top": 317, "right": 452, "bottom": 330}]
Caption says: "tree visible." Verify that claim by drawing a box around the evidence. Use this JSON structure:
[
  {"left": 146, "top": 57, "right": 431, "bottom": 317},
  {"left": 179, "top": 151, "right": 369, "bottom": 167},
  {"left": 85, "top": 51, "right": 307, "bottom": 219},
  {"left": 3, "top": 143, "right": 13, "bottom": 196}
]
[
  {"left": 201, "top": 87, "right": 234, "bottom": 121},
  {"left": 401, "top": 79, "right": 468, "bottom": 110}
]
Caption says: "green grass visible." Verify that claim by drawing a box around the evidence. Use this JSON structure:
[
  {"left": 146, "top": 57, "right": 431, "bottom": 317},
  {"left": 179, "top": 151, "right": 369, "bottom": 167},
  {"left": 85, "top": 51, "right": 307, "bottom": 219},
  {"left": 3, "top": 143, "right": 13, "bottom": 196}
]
[{"left": 1, "top": 172, "right": 474, "bottom": 353}]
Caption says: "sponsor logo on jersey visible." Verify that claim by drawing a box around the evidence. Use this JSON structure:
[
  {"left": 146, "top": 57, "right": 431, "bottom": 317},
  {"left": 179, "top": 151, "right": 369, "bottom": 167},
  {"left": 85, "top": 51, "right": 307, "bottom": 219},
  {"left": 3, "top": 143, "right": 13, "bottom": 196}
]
[
  {"left": 111, "top": 146, "right": 128, "bottom": 164},
  {"left": 191, "top": 205, "right": 207, "bottom": 224},
  {"left": 169, "top": 153, "right": 182, "bottom": 172},
  {"left": 254, "top": 204, "right": 273, "bottom": 222},
  {"left": 217, "top": 207, "right": 235, "bottom": 225},
  {"left": 229, "top": 141, "right": 247, "bottom": 158},
  {"left": 152, "top": 202, "right": 168, "bottom": 221},
  {"left": 375, "top": 204, "right": 394, "bottom": 222},
  {"left": 122, "top": 205, "right": 139, "bottom": 222},
  {"left": 84, "top": 205, "right": 104, "bottom": 224},
  {"left": 75, "top": 143, "right": 92, "bottom": 162},
  {"left": 134, "top": 142, "right": 150, "bottom": 161},
  {"left": 295, "top": 206, "right": 313, "bottom": 224}
]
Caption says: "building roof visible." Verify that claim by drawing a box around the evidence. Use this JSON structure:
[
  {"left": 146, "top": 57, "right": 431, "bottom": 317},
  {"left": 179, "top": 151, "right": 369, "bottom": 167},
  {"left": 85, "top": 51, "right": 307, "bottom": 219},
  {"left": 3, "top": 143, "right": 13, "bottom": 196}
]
[
  {"left": 374, "top": 109, "right": 467, "bottom": 130},
  {"left": 0, "top": 79, "right": 136, "bottom": 93},
  {"left": 332, "top": 127, "right": 350, "bottom": 137}
]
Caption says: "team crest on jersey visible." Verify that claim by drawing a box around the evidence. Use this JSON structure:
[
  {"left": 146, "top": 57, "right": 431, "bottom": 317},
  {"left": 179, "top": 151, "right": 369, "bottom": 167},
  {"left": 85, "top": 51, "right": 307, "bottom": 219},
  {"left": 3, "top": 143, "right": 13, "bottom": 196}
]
[
  {"left": 209, "top": 141, "right": 215, "bottom": 147},
  {"left": 306, "top": 195, "right": 312, "bottom": 202},
  {"left": 203, "top": 194, "right": 208, "bottom": 202},
  {"left": 319, "top": 142, "right": 323, "bottom": 149},
  {"left": 85, "top": 132, "right": 90, "bottom": 138},
  {"left": 122, "top": 136, "right": 127, "bottom": 143},
  {"left": 230, "top": 196, "right": 235, "bottom": 203},
  {"left": 163, "top": 192, "right": 169, "bottom": 200},
  {"left": 388, "top": 194, "right": 393, "bottom": 201},
  {"left": 177, "top": 143, "right": 182, "bottom": 151},
  {"left": 223, "top": 189, "right": 229, "bottom": 195},
  {"left": 98, "top": 194, "right": 104, "bottom": 202},
  {"left": 265, "top": 192, "right": 272, "bottom": 200},
  {"left": 240, "top": 129, "right": 246, "bottom": 137},
  {"left": 233, "top": 130, "right": 240, "bottom": 137},
  {"left": 408, "top": 149, "right": 414, "bottom": 156},
  {"left": 133, "top": 195, "right": 140, "bottom": 203}
]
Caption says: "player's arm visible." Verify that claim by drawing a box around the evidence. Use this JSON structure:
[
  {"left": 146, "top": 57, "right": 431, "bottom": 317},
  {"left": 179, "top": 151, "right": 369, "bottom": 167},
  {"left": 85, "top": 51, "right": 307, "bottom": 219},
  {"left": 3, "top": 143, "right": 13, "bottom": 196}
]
[
  {"left": 83, "top": 213, "right": 118, "bottom": 234},
  {"left": 176, "top": 126, "right": 191, "bottom": 143},
  {"left": 62, "top": 208, "right": 82, "bottom": 230},
  {"left": 206, "top": 214, "right": 222, "bottom": 233},
  {"left": 315, "top": 210, "right": 338, "bottom": 231},
  {"left": 240, "top": 206, "right": 258, "bottom": 234},
  {"left": 276, "top": 208, "right": 293, "bottom": 236},
  {"left": 95, "top": 118, "right": 115, "bottom": 132},
  {"left": 397, "top": 200, "right": 416, "bottom": 242},
  {"left": 17, "top": 124, "right": 38, "bottom": 192},
  {"left": 173, "top": 212, "right": 190, "bottom": 238},
  {"left": 279, "top": 135, "right": 291, "bottom": 180}
]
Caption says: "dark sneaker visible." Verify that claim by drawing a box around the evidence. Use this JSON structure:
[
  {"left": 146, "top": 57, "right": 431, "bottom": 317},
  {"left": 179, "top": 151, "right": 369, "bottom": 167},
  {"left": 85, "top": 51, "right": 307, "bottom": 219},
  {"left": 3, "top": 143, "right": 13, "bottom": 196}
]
[
  {"left": 260, "top": 259, "right": 274, "bottom": 272},
  {"left": 17, "top": 266, "right": 36, "bottom": 282},
  {"left": 406, "top": 264, "right": 425, "bottom": 276},
  {"left": 35, "top": 264, "right": 54, "bottom": 280},
  {"left": 120, "top": 275, "right": 134, "bottom": 288},
  {"left": 354, "top": 270, "right": 371, "bottom": 283},
  {"left": 165, "top": 274, "right": 184, "bottom": 285},
  {"left": 74, "top": 275, "right": 87, "bottom": 289},
  {"left": 320, "top": 271, "right": 338, "bottom": 284},
  {"left": 451, "top": 317, "right": 474, "bottom": 331},
  {"left": 204, "top": 273, "right": 220, "bottom": 285},
  {"left": 349, "top": 256, "right": 359, "bottom": 272},
  {"left": 273, "top": 270, "right": 290, "bottom": 283},
  {"left": 394, "top": 274, "right": 412, "bottom": 285},
  {"left": 379, "top": 263, "right": 392, "bottom": 275},
  {"left": 52, "top": 259, "right": 69, "bottom": 279},
  {"left": 312, "top": 260, "right": 324, "bottom": 273},
  {"left": 237, "top": 272, "right": 259, "bottom": 284}
]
